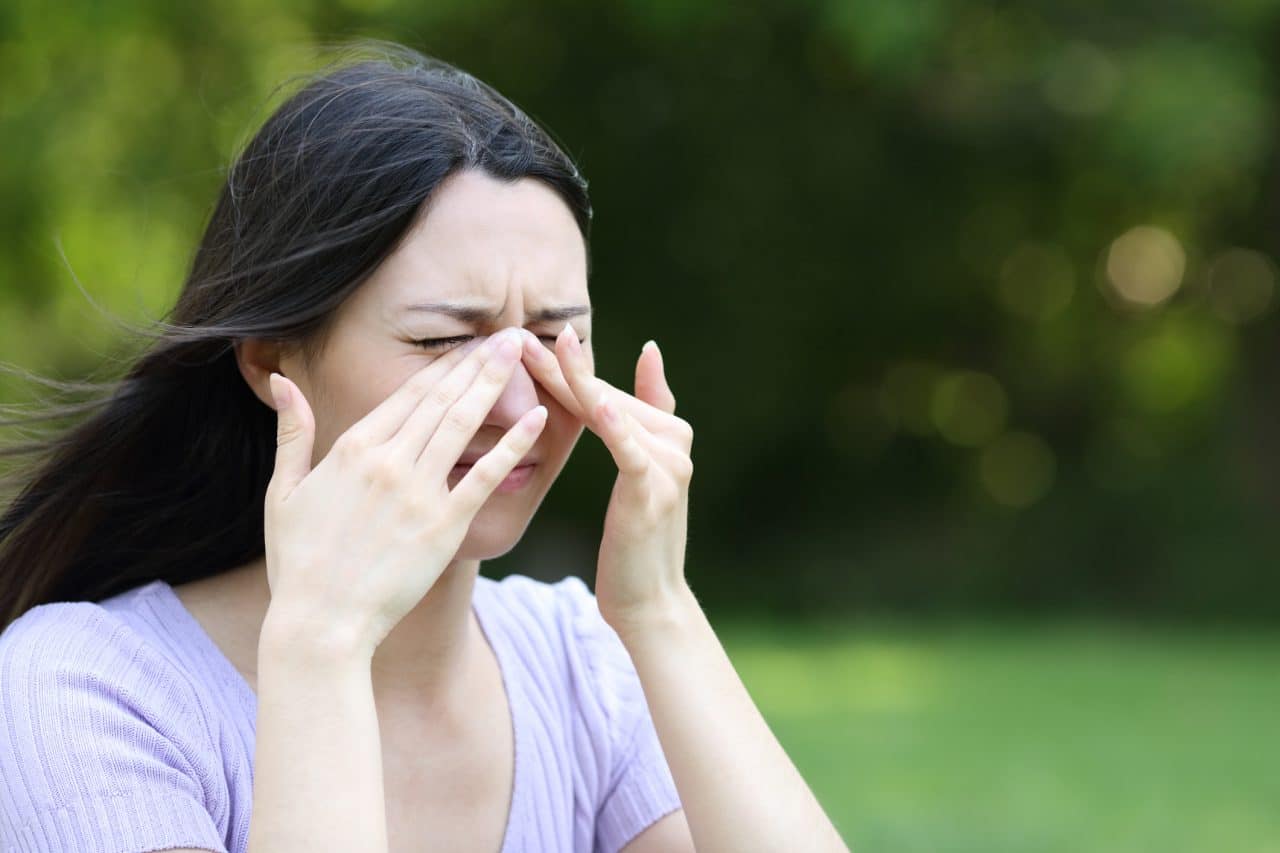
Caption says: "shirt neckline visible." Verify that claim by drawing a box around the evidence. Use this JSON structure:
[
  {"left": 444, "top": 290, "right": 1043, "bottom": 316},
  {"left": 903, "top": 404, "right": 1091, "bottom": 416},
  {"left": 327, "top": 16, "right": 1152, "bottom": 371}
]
[{"left": 145, "top": 575, "right": 525, "bottom": 853}]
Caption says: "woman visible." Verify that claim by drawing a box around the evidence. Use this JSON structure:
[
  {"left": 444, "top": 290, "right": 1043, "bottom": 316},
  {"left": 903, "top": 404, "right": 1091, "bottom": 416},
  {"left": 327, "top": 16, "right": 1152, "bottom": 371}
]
[{"left": 0, "top": 40, "right": 847, "bottom": 852}]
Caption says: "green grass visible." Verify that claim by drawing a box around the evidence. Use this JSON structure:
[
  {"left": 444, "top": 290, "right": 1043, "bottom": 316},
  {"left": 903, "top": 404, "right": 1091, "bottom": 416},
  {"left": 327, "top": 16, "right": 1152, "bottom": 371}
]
[{"left": 717, "top": 619, "right": 1280, "bottom": 852}]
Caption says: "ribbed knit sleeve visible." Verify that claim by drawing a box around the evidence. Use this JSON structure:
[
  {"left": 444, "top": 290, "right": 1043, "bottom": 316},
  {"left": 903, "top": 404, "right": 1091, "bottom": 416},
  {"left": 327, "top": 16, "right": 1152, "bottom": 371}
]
[
  {"left": 555, "top": 576, "right": 683, "bottom": 853},
  {"left": 0, "top": 602, "right": 229, "bottom": 853}
]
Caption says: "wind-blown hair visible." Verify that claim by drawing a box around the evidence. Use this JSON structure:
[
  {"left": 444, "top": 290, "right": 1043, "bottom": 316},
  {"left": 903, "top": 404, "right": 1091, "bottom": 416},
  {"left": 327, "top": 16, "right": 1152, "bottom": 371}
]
[{"left": 0, "top": 38, "right": 592, "bottom": 629}]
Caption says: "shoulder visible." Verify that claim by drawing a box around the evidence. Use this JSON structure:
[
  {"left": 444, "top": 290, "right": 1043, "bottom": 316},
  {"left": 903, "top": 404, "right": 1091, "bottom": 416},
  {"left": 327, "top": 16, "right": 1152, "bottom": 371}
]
[
  {"left": 0, "top": 601, "right": 229, "bottom": 850},
  {"left": 1, "top": 597, "right": 163, "bottom": 687},
  {"left": 0, "top": 597, "right": 213, "bottom": 750},
  {"left": 0, "top": 598, "right": 218, "bottom": 778}
]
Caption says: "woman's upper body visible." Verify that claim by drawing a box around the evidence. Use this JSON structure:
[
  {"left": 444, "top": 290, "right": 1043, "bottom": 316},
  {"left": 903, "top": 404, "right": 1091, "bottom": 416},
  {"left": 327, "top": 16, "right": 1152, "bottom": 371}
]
[
  {"left": 0, "top": 569, "right": 682, "bottom": 853},
  {"left": 0, "top": 43, "right": 844, "bottom": 853}
]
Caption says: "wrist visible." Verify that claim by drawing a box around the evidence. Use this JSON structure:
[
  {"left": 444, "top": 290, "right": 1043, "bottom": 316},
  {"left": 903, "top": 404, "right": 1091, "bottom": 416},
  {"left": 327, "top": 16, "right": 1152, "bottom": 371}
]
[
  {"left": 607, "top": 582, "right": 703, "bottom": 649},
  {"left": 259, "top": 604, "right": 377, "bottom": 666}
]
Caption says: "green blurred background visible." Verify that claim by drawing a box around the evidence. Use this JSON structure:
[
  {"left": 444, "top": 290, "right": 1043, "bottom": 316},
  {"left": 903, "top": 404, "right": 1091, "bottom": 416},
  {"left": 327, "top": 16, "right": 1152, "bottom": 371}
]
[{"left": 3, "top": 1, "right": 1278, "bottom": 849}]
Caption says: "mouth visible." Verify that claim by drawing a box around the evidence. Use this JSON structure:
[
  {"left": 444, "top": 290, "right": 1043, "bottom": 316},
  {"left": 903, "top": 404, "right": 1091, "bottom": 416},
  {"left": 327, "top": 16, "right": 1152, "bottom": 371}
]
[{"left": 450, "top": 462, "right": 538, "bottom": 493}]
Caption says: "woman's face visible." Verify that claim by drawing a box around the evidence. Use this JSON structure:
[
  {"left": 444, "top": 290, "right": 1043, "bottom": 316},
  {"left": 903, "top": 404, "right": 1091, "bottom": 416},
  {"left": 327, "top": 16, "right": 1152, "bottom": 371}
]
[{"left": 279, "top": 168, "right": 592, "bottom": 560}]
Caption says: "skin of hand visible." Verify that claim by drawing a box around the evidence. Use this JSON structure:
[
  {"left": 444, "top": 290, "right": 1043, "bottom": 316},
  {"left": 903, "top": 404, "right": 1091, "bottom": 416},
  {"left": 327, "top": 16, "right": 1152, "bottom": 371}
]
[
  {"left": 517, "top": 323, "right": 694, "bottom": 635},
  {"left": 520, "top": 325, "right": 850, "bottom": 852},
  {"left": 263, "top": 327, "right": 547, "bottom": 653}
]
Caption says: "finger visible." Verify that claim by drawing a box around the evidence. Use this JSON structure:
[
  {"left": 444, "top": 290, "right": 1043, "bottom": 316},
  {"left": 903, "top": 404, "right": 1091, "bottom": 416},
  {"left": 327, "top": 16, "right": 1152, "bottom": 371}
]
[
  {"left": 597, "top": 391, "right": 652, "bottom": 477},
  {"left": 521, "top": 329, "right": 688, "bottom": 439},
  {"left": 554, "top": 322, "right": 609, "bottom": 425},
  {"left": 347, "top": 335, "right": 489, "bottom": 444},
  {"left": 414, "top": 329, "right": 526, "bottom": 477},
  {"left": 267, "top": 371, "right": 316, "bottom": 500},
  {"left": 544, "top": 324, "right": 667, "bottom": 432},
  {"left": 611, "top": 405, "right": 689, "bottom": 469},
  {"left": 519, "top": 329, "right": 589, "bottom": 418},
  {"left": 449, "top": 405, "right": 549, "bottom": 515},
  {"left": 634, "top": 340, "right": 676, "bottom": 415},
  {"left": 388, "top": 328, "right": 521, "bottom": 465}
]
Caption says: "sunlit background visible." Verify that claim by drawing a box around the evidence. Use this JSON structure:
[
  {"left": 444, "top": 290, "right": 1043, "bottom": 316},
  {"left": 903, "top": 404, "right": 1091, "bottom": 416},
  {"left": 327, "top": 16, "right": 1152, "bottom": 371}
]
[{"left": 3, "top": 1, "right": 1278, "bottom": 849}]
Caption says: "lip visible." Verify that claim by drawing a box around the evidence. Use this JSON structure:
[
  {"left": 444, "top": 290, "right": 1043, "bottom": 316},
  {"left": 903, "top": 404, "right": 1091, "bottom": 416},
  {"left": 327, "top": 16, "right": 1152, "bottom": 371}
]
[
  {"left": 450, "top": 462, "right": 537, "bottom": 493},
  {"left": 456, "top": 452, "right": 539, "bottom": 466}
]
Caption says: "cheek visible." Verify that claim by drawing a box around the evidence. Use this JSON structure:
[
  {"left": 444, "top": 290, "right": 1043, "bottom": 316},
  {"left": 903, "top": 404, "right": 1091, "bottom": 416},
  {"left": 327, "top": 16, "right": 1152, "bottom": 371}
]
[
  {"left": 540, "top": 406, "right": 585, "bottom": 459},
  {"left": 349, "top": 379, "right": 405, "bottom": 432},
  {"left": 314, "top": 372, "right": 410, "bottom": 453}
]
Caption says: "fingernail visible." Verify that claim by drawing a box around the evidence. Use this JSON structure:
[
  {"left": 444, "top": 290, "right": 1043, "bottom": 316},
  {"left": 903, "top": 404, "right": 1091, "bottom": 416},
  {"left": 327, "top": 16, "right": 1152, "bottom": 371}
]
[
  {"left": 269, "top": 372, "right": 290, "bottom": 409},
  {"left": 525, "top": 404, "right": 548, "bottom": 430},
  {"left": 564, "top": 321, "right": 579, "bottom": 350},
  {"left": 642, "top": 339, "right": 658, "bottom": 354}
]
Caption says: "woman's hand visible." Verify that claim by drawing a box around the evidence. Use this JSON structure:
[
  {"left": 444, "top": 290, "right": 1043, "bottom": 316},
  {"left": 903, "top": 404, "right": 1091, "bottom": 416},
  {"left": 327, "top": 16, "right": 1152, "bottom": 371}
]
[
  {"left": 519, "top": 325, "right": 694, "bottom": 636},
  {"left": 263, "top": 327, "right": 547, "bottom": 656}
]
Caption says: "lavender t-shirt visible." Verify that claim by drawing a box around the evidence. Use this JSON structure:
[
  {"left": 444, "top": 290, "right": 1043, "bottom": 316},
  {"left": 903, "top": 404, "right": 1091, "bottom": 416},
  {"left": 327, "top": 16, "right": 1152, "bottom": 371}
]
[{"left": 0, "top": 573, "right": 682, "bottom": 852}]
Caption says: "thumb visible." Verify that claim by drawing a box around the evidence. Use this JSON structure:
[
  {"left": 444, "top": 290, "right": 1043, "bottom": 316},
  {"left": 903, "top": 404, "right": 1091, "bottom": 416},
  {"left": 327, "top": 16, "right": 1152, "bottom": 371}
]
[{"left": 268, "top": 371, "right": 314, "bottom": 497}]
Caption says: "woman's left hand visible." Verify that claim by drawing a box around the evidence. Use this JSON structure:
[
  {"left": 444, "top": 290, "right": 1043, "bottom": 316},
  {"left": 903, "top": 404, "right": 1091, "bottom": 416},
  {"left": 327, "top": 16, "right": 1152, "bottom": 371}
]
[{"left": 518, "top": 325, "right": 694, "bottom": 635}]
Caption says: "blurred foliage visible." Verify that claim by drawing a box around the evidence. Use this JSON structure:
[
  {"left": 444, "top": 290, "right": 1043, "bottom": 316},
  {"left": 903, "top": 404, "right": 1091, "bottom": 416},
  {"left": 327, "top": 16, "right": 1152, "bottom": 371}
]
[
  {"left": 724, "top": 618, "right": 1280, "bottom": 850},
  {"left": 3, "top": 0, "right": 1280, "bottom": 618}
]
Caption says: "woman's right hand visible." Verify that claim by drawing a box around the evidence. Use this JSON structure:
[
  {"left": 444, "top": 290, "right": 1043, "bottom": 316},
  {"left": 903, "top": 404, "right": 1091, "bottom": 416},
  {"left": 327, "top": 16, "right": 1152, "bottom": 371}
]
[{"left": 260, "top": 326, "right": 545, "bottom": 657}]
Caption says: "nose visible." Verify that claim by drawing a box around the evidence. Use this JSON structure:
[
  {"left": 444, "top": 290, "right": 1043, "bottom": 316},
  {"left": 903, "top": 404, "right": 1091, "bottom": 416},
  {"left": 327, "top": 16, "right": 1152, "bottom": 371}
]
[{"left": 482, "top": 341, "right": 542, "bottom": 433}]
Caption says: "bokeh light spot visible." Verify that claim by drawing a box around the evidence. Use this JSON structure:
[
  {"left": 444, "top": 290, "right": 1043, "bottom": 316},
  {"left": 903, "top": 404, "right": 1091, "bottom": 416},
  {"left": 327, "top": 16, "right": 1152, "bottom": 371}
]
[{"left": 1105, "top": 225, "right": 1186, "bottom": 308}]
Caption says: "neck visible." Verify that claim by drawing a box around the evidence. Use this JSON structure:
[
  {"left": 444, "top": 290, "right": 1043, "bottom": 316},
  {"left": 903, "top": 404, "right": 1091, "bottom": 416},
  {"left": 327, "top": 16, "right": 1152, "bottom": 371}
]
[{"left": 369, "top": 557, "right": 483, "bottom": 706}]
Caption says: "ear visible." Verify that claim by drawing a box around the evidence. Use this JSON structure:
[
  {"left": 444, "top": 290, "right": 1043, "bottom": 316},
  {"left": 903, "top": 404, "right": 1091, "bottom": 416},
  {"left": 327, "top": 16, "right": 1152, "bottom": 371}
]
[{"left": 234, "top": 338, "right": 286, "bottom": 410}]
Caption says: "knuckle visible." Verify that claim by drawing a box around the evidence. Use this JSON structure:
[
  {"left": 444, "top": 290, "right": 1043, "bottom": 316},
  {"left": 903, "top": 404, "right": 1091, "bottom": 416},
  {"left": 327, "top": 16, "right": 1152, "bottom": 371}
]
[
  {"left": 442, "top": 404, "right": 477, "bottom": 435},
  {"left": 362, "top": 453, "right": 403, "bottom": 489},
  {"left": 275, "top": 424, "right": 303, "bottom": 448},
  {"left": 673, "top": 417, "right": 693, "bottom": 443},
  {"left": 466, "top": 463, "right": 500, "bottom": 491},
  {"left": 425, "top": 383, "right": 457, "bottom": 413},
  {"left": 488, "top": 444, "right": 519, "bottom": 469},
  {"left": 442, "top": 474, "right": 479, "bottom": 505},
  {"left": 334, "top": 429, "right": 372, "bottom": 458},
  {"left": 401, "top": 493, "right": 433, "bottom": 521},
  {"left": 672, "top": 455, "right": 694, "bottom": 482}
]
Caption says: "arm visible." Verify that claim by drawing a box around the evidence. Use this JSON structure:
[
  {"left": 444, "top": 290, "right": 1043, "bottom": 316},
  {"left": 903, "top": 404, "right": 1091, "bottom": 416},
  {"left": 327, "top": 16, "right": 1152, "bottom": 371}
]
[
  {"left": 245, "top": 609, "right": 388, "bottom": 853},
  {"left": 518, "top": 328, "right": 848, "bottom": 852},
  {"left": 615, "top": 589, "right": 849, "bottom": 853}
]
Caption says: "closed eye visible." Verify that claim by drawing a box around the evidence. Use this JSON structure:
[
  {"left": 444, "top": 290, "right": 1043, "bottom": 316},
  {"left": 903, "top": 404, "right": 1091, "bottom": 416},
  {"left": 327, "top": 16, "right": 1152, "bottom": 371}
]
[{"left": 412, "top": 334, "right": 584, "bottom": 350}]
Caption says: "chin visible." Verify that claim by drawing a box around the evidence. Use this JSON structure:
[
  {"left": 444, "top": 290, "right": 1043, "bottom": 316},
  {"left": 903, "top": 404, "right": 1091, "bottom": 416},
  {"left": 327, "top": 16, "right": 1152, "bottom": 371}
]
[{"left": 454, "top": 501, "right": 539, "bottom": 561}]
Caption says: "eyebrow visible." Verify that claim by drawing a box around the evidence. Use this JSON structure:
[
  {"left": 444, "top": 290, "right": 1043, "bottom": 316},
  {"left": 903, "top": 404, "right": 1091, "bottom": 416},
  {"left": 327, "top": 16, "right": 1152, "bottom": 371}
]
[{"left": 402, "top": 301, "right": 593, "bottom": 324}]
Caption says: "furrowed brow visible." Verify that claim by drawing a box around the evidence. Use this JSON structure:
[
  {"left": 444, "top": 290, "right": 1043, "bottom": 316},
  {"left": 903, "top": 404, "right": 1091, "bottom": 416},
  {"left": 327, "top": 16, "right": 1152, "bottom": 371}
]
[
  {"left": 528, "top": 304, "right": 594, "bottom": 323},
  {"left": 402, "top": 301, "right": 593, "bottom": 323}
]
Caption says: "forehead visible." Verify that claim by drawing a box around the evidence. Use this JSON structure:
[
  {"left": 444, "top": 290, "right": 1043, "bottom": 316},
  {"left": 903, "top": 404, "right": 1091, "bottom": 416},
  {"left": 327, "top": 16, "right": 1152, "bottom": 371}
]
[{"left": 369, "top": 169, "right": 589, "bottom": 313}]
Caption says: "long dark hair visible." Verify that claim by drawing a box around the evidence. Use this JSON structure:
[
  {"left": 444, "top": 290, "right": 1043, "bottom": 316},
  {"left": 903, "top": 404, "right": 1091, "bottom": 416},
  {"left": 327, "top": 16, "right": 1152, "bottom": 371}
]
[{"left": 0, "top": 39, "right": 592, "bottom": 630}]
